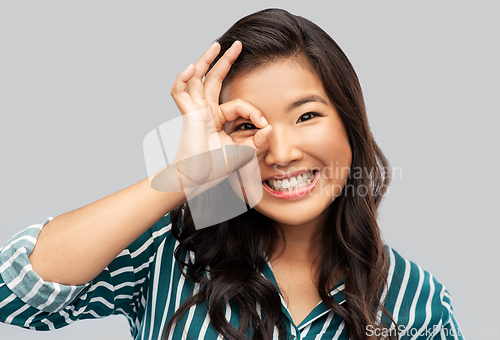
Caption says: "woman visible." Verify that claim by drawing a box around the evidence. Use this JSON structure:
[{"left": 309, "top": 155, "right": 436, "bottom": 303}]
[{"left": 0, "top": 8, "right": 462, "bottom": 340}]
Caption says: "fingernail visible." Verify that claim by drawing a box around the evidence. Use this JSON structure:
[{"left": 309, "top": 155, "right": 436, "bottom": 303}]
[{"left": 261, "top": 117, "right": 268, "bottom": 126}]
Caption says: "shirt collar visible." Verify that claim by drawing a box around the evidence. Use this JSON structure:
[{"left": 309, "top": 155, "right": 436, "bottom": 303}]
[{"left": 261, "top": 259, "right": 346, "bottom": 328}]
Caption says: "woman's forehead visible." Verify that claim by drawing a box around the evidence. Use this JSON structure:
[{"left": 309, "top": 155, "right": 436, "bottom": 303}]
[{"left": 220, "top": 58, "right": 326, "bottom": 110}]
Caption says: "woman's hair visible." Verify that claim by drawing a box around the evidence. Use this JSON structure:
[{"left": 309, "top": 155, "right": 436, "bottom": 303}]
[{"left": 163, "top": 8, "right": 395, "bottom": 340}]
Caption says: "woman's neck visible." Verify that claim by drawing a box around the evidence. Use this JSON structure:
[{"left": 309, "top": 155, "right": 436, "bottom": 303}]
[
  {"left": 267, "top": 211, "right": 346, "bottom": 290},
  {"left": 270, "top": 214, "right": 325, "bottom": 264}
]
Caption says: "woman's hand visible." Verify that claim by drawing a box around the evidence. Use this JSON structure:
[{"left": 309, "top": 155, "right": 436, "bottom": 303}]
[{"left": 167, "top": 40, "right": 272, "bottom": 196}]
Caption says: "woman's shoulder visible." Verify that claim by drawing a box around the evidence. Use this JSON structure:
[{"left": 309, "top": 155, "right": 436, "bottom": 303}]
[
  {"left": 381, "top": 245, "right": 458, "bottom": 338},
  {"left": 383, "top": 245, "right": 448, "bottom": 294},
  {"left": 384, "top": 245, "right": 442, "bottom": 287},
  {"left": 383, "top": 244, "right": 451, "bottom": 307}
]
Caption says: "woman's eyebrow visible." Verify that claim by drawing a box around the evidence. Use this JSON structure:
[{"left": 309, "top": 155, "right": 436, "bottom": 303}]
[{"left": 286, "top": 95, "right": 328, "bottom": 113}]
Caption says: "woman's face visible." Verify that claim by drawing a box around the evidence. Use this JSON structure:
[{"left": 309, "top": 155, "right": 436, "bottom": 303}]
[{"left": 221, "top": 58, "right": 352, "bottom": 228}]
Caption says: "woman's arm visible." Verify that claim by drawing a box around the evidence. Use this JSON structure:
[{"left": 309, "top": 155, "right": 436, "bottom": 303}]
[
  {"left": 28, "top": 176, "right": 186, "bottom": 286},
  {"left": 0, "top": 214, "right": 175, "bottom": 336}
]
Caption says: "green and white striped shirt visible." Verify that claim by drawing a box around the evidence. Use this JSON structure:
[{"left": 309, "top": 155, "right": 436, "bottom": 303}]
[{"left": 0, "top": 214, "right": 463, "bottom": 339}]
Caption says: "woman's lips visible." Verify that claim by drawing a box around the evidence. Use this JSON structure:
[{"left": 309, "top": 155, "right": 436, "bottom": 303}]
[{"left": 262, "top": 170, "right": 319, "bottom": 199}]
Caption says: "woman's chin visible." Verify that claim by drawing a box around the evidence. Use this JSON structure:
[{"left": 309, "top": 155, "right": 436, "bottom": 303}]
[{"left": 253, "top": 200, "right": 330, "bottom": 228}]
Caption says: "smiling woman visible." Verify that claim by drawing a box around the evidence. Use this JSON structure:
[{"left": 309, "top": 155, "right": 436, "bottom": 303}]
[{"left": 0, "top": 7, "right": 463, "bottom": 340}]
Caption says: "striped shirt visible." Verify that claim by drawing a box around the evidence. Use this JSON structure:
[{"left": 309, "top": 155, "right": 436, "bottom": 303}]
[{"left": 0, "top": 214, "right": 464, "bottom": 339}]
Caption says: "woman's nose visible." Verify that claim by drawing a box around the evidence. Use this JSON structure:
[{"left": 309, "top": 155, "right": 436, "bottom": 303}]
[{"left": 263, "top": 127, "right": 303, "bottom": 167}]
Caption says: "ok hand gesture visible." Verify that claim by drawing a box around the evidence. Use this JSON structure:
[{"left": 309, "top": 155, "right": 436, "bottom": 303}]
[{"left": 154, "top": 41, "right": 272, "bottom": 196}]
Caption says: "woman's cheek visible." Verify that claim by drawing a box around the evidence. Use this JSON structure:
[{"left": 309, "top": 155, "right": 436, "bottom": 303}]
[
  {"left": 297, "top": 125, "right": 331, "bottom": 154},
  {"left": 298, "top": 124, "right": 352, "bottom": 179}
]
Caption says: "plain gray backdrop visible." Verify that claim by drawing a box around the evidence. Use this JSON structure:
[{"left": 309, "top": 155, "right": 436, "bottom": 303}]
[{"left": 1, "top": 1, "right": 498, "bottom": 339}]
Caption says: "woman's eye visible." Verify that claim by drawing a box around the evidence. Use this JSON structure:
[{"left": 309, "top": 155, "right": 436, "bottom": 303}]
[
  {"left": 297, "top": 112, "right": 320, "bottom": 123},
  {"left": 233, "top": 123, "right": 257, "bottom": 132}
]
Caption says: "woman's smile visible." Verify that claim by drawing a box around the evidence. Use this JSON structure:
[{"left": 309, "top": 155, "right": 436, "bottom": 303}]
[
  {"left": 262, "top": 169, "right": 319, "bottom": 199},
  {"left": 222, "top": 57, "right": 352, "bottom": 227}
]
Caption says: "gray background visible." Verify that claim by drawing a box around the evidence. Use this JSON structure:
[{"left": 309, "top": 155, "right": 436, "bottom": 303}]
[{"left": 0, "top": 1, "right": 498, "bottom": 339}]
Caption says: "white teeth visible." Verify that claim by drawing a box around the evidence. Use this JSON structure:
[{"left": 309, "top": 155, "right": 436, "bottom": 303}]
[
  {"left": 266, "top": 171, "right": 316, "bottom": 191},
  {"left": 282, "top": 179, "right": 290, "bottom": 189}
]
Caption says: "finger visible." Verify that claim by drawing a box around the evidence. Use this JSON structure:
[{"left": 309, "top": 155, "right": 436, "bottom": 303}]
[
  {"left": 234, "top": 125, "right": 271, "bottom": 158},
  {"left": 250, "top": 125, "right": 272, "bottom": 155},
  {"left": 204, "top": 40, "right": 242, "bottom": 103},
  {"left": 218, "top": 99, "right": 268, "bottom": 130},
  {"left": 170, "top": 64, "right": 198, "bottom": 114},
  {"left": 186, "top": 42, "right": 221, "bottom": 98}
]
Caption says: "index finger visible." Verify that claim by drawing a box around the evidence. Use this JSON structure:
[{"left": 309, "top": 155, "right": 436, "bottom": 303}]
[
  {"left": 219, "top": 99, "right": 269, "bottom": 130},
  {"left": 203, "top": 40, "right": 243, "bottom": 103}
]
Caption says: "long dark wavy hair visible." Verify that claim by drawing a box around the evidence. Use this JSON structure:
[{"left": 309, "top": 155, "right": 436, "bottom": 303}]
[{"left": 163, "top": 8, "right": 396, "bottom": 340}]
